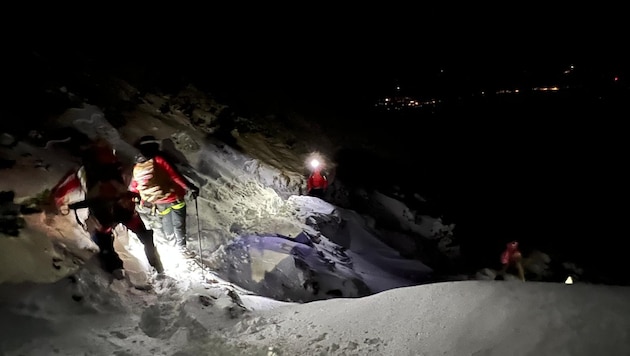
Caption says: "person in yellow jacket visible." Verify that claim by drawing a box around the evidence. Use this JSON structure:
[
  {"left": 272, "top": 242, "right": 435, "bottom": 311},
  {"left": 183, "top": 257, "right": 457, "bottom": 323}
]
[{"left": 129, "top": 136, "right": 199, "bottom": 257}]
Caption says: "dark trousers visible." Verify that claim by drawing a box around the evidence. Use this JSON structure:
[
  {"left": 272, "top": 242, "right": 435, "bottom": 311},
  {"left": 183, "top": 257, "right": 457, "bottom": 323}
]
[
  {"left": 158, "top": 202, "right": 187, "bottom": 248},
  {"left": 308, "top": 188, "right": 326, "bottom": 198},
  {"left": 91, "top": 213, "right": 164, "bottom": 273},
  {"left": 136, "top": 204, "right": 167, "bottom": 243}
]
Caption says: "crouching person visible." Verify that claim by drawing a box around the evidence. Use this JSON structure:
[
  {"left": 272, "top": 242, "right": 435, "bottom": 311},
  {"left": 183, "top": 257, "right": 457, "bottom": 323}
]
[{"left": 51, "top": 139, "right": 164, "bottom": 278}]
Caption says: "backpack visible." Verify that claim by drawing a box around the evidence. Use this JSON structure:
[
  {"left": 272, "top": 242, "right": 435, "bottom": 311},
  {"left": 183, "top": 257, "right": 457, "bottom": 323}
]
[
  {"left": 60, "top": 166, "right": 134, "bottom": 230},
  {"left": 132, "top": 157, "right": 179, "bottom": 203}
]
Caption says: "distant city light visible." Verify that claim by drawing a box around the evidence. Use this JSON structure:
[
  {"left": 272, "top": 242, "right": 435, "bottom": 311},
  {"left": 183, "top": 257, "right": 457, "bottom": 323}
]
[
  {"left": 374, "top": 95, "right": 439, "bottom": 111},
  {"left": 532, "top": 86, "right": 560, "bottom": 92}
]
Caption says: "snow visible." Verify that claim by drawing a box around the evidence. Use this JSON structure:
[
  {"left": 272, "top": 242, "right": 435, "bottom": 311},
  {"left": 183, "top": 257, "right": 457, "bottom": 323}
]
[
  {"left": 1, "top": 80, "right": 630, "bottom": 355},
  {"left": 232, "top": 281, "right": 630, "bottom": 355}
]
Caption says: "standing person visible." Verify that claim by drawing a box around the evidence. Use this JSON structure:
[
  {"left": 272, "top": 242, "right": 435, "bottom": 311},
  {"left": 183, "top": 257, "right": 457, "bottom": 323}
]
[
  {"left": 130, "top": 137, "right": 167, "bottom": 244},
  {"left": 51, "top": 138, "right": 164, "bottom": 278},
  {"left": 500, "top": 240, "right": 525, "bottom": 281},
  {"left": 129, "top": 136, "right": 199, "bottom": 257},
  {"left": 307, "top": 159, "right": 328, "bottom": 198}
]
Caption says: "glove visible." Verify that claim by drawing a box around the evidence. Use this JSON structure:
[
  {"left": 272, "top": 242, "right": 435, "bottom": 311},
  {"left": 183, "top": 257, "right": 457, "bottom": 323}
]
[
  {"left": 188, "top": 186, "right": 200, "bottom": 199},
  {"left": 128, "top": 191, "right": 141, "bottom": 203}
]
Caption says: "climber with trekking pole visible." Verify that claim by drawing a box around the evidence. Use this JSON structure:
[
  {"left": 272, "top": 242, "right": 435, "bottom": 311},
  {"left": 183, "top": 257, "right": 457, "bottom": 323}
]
[{"left": 129, "top": 136, "right": 200, "bottom": 260}]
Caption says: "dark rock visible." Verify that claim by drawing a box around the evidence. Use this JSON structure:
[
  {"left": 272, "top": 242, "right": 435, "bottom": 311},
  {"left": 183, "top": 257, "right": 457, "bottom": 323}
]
[
  {"left": 0, "top": 228, "right": 19, "bottom": 237},
  {"left": 325, "top": 289, "right": 342, "bottom": 297},
  {"left": 1, "top": 190, "right": 26, "bottom": 237},
  {"left": 198, "top": 295, "right": 213, "bottom": 307},
  {"left": 0, "top": 133, "right": 16, "bottom": 147},
  {"left": 0, "top": 191, "right": 15, "bottom": 203}
]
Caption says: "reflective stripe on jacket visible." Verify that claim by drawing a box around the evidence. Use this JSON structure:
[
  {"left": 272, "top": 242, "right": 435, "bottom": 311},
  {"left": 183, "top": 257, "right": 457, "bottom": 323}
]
[{"left": 129, "top": 155, "right": 188, "bottom": 204}]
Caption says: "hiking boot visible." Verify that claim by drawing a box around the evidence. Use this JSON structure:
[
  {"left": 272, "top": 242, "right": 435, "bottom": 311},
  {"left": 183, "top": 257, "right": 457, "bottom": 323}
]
[
  {"left": 151, "top": 266, "right": 165, "bottom": 276},
  {"left": 112, "top": 268, "right": 126, "bottom": 280},
  {"left": 143, "top": 241, "right": 165, "bottom": 274},
  {"left": 153, "top": 263, "right": 165, "bottom": 275}
]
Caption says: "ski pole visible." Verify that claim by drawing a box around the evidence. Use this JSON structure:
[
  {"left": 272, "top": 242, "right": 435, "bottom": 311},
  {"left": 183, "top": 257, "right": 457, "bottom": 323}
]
[{"left": 194, "top": 196, "right": 204, "bottom": 282}]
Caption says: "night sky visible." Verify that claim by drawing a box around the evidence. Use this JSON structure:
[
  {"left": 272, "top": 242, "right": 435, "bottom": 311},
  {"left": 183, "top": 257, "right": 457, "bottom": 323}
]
[{"left": 6, "top": 6, "right": 628, "bottom": 107}]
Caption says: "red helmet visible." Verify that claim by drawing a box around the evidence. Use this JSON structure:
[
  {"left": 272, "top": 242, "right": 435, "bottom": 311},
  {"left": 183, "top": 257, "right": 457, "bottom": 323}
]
[{"left": 86, "top": 139, "right": 117, "bottom": 164}]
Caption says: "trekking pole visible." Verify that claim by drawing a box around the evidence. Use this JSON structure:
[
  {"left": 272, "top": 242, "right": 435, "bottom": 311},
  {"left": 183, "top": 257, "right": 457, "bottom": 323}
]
[{"left": 194, "top": 196, "right": 205, "bottom": 282}]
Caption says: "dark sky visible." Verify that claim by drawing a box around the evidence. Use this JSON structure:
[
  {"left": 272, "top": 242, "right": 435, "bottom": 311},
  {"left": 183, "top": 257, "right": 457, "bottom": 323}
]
[
  {"left": 4, "top": 5, "right": 628, "bottom": 126},
  {"left": 7, "top": 5, "right": 627, "bottom": 105}
]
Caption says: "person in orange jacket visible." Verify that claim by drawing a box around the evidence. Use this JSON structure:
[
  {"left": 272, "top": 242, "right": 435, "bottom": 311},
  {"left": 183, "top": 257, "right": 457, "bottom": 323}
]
[
  {"left": 500, "top": 240, "right": 525, "bottom": 281},
  {"left": 306, "top": 159, "right": 328, "bottom": 198}
]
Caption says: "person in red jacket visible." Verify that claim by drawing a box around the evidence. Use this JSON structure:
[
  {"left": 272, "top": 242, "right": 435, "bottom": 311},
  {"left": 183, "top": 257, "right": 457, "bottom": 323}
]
[
  {"left": 129, "top": 137, "right": 199, "bottom": 257},
  {"left": 500, "top": 240, "right": 525, "bottom": 281},
  {"left": 51, "top": 138, "right": 164, "bottom": 278},
  {"left": 307, "top": 158, "right": 328, "bottom": 198}
]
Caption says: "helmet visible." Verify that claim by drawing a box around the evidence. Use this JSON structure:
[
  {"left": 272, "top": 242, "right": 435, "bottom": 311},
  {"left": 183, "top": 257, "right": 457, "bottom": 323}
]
[
  {"left": 134, "top": 135, "right": 160, "bottom": 159},
  {"left": 84, "top": 138, "right": 118, "bottom": 165},
  {"left": 135, "top": 135, "right": 159, "bottom": 146}
]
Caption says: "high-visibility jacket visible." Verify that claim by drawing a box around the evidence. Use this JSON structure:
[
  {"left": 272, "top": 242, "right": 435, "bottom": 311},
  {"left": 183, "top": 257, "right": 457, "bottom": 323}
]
[
  {"left": 129, "top": 155, "right": 188, "bottom": 204},
  {"left": 307, "top": 170, "right": 328, "bottom": 191},
  {"left": 501, "top": 241, "right": 522, "bottom": 265}
]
